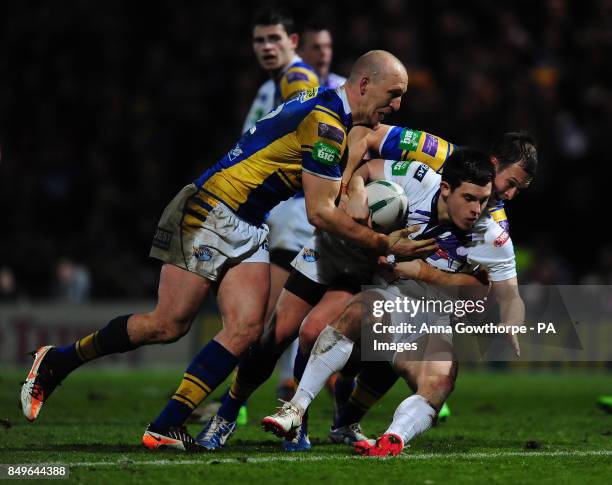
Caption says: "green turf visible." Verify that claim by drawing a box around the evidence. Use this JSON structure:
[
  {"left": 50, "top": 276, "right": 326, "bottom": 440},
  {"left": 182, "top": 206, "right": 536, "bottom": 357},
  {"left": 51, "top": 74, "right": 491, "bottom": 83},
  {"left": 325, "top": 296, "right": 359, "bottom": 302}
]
[{"left": 1, "top": 368, "right": 611, "bottom": 484}]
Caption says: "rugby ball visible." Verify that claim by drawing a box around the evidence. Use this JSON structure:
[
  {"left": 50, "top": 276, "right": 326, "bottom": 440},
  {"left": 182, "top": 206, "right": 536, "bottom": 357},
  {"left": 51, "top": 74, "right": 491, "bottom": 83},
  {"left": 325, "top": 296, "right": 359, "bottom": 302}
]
[{"left": 366, "top": 180, "right": 408, "bottom": 233}]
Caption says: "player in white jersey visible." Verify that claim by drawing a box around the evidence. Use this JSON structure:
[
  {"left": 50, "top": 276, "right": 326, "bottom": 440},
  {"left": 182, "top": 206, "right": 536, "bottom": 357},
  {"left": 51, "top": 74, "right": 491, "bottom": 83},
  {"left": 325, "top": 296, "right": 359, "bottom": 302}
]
[
  {"left": 298, "top": 23, "right": 347, "bottom": 89},
  {"left": 261, "top": 148, "right": 526, "bottom": 456}
]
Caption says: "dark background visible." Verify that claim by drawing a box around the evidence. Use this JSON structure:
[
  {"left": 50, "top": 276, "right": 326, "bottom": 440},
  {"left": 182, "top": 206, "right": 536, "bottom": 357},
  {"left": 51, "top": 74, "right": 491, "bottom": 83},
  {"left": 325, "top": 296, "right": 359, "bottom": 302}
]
[{"left": 1, "top": 0, "right": 610, "bottom": 298}]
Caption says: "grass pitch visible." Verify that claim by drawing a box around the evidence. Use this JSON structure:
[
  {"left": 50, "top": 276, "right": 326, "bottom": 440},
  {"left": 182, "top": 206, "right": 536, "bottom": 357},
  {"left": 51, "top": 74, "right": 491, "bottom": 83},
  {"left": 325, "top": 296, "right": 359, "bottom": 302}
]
[{"left": 1, "top": 367, "right": 611, "bottom": 484}]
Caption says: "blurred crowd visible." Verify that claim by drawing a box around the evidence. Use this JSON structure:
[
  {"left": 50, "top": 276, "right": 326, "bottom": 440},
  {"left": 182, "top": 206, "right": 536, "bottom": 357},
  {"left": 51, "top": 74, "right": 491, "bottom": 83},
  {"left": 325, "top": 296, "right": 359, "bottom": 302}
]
[{"left": 1, "top": 0, "right": 610, "bottom": 298}]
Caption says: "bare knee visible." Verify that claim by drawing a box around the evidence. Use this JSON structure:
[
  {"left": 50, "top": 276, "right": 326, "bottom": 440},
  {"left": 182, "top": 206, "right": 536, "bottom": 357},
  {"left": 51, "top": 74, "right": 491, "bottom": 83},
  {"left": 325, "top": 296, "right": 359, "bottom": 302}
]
[
  {"left": 299, "top": 317, "right": 325, "bottom": 353},
  {"left": 220, "top": 313, "right": 264, "bottom": 355}
]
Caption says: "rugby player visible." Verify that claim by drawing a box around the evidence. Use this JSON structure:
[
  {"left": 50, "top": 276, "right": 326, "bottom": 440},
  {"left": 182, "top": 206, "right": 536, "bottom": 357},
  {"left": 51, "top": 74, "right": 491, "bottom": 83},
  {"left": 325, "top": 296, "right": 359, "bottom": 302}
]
[
  {"left": 261, "top": 148, "right": 530, "bottom": 457},
  {"left": 202, "top": 130, "right": 535, "bottom": 450},
  {"left": 21, "top": 50, "right": 434, "bottom": 452},
  {"left": 327, "top": 128, "right": 535, "bottom": 440}
]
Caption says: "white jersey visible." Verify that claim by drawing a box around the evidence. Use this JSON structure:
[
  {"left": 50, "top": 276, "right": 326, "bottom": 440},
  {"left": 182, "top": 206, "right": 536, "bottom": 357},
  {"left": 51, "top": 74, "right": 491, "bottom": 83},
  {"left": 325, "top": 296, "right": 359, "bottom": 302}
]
[
  {"left": 320, "top": 72, "right": 346, "bottom": 89},
  {"left": 292, "top": 160, "right": 516, "bottom": 287},
  {"left": 383, "top": 160, "right": 516, "bottom": 282}
]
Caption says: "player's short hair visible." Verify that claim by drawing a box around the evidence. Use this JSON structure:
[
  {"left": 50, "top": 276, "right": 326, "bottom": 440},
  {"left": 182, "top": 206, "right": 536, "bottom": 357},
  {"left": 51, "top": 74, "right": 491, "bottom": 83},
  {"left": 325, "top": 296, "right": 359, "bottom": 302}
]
[
  {"left": 491, "top": 131, "right": 538, "bottom": 179},
  {"left": 252, "top": 5, "right": 295, "bottom": 35},
  {"left": 442, "top": 147, "right": 496, "bottom": 191},
  {"left": 300, "top": 19, "right": 331, "bottom": 36}
]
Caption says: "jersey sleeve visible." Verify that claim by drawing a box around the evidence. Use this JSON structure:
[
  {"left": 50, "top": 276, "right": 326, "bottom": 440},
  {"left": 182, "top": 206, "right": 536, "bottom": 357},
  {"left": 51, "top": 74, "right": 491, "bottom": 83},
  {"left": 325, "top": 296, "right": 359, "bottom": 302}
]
[
  {"left": 280, "top": 66, "right": 320, "bottom": 101},
  {"left": 488, "top": 203, "right": 510, "bottom": 232},
  {"left": 468, "top": 220, "right": 517, "bottom": 282},
  {"left": 297, "top": 108, "right": 346, "bottom": 181},
  {"left": 379, "top": 126, "right": 456, "bottom": 173},
  {"left": 382, "top": 160, "right": 437, "bottom": 202}
]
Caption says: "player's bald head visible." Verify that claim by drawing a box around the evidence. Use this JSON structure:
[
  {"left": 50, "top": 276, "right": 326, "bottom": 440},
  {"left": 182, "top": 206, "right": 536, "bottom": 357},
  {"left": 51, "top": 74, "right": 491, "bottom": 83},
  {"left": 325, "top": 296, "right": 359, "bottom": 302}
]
[{"left": 348, "top": 50, "right": 407, "bottom": 85}]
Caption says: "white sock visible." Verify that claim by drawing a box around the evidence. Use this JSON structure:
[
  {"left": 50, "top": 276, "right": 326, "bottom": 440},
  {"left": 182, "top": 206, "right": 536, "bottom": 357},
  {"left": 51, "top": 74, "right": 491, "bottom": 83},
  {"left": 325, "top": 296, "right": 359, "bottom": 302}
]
[
  {"left": 385, "top": 394, "right": 436, "bottom": 443},
  {"left": 291, "top": 326, "right": 354, "bottom": 413},
  {"left": 277, "top": 339, "right": 298, "bottom": 383}
]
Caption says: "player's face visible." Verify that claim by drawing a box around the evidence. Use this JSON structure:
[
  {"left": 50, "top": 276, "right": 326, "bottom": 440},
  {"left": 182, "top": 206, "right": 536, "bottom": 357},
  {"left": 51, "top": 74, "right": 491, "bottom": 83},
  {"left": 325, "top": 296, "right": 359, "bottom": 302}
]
[
  {"left": 299, "top": 30, "right": 333, "bottom": 79},
  {"left": 492, "top": 161, "right": 531, "bottom": 203},
  {"left": 443, "top": 181, "right": 492, "bottom": 231},
  {"left": 253, "top": 24, "right": 298, "bottom": 75},
  {"left": 360, "top": 68, "right": 408, "bottom": 128}
]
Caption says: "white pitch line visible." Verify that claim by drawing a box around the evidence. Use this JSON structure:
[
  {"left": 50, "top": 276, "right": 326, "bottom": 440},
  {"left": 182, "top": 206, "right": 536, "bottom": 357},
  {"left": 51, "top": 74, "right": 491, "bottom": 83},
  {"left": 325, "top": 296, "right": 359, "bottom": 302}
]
[{"left": 26, "top": 450, "right": 612, "bottom": 467}]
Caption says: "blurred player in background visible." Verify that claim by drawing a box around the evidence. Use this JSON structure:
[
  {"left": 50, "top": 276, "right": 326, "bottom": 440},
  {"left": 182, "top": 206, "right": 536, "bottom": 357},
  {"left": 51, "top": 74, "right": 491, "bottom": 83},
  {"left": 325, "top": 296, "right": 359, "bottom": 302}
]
[
  {"left": 298, "top": 22, "right": 346, "bottom": 89},
  {"left": 242, "top": 6, "right": 318, "bottom": 133}
]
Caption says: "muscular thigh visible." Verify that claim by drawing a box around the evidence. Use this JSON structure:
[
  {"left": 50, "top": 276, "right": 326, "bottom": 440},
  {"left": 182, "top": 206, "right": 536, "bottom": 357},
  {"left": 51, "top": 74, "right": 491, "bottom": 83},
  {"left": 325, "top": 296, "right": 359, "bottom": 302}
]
[
  {"left": 155, "top": 263, "right": 213, "bottom": 325},
  {"left": 263, "top": 288, "right": 314, "bottom": 349},
  {"left": 217, "top": 262, "right": 270, "bottom": 327}
]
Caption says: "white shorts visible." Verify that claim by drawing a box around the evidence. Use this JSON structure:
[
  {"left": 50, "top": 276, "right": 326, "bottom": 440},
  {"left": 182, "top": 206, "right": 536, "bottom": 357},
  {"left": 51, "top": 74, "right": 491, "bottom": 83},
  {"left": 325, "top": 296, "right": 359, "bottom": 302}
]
[
  {"left": 266, "top": 195, "right": 314, "bottom": 253},
  {"left": 150, "top": 184, "right": 269, "bottom": 281},
  {"left": 291, "top": 231, "right": 376, "bottom": 287}
]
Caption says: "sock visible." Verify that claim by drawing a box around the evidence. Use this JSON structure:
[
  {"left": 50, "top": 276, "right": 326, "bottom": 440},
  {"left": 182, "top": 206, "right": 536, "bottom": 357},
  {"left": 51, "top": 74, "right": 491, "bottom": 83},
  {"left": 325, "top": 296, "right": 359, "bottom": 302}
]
[
  {"left": 277, "top": 339, "right": 298, "bottom": 384},
  {"left": 385, "top": 394, "right": 436, "bottom": 443},
  {"left": 49, "top": 314, "right": 134, "bottom": 380},
  {"left": 335, "top": 361, "right": 399, "bottom": 428},
  {"left": 217, "top": 342, "right": 282, "bottom": 422},
  {"left": 332, "top": 374, "right": 355, "bottom": 424},
  {"left": 152, "top": 339, "right": 238, "bottom": 429},
  {"left": 291, "top": 326, "right": 354, "bottom": 414}
]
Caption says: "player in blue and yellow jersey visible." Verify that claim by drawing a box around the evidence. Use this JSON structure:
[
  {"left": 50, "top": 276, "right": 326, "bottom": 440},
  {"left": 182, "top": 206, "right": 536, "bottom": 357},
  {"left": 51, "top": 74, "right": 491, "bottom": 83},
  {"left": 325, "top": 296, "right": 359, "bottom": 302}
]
[
  {"left": 21, "top": 50, "right": 438, "bottom": 452},
  {"left": 242, "top": 6, "right": 320, "bottom": 134},
  {"left": 200, "top": 125, "right": 460, "bottom": 450}
]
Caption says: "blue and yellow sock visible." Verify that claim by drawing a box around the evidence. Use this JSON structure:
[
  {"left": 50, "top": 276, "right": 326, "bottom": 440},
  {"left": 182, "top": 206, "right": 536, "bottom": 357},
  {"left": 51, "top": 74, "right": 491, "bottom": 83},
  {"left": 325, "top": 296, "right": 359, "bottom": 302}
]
[
  {"left": 152, "top": 339, "right": 238, "bottom": 430},
  {"left": 335, "top": 362, "right": 398, "bottom": 428},
  {"left": 49, "top": 314, "right": 134, "bottom": 380},
  {"left": 217, "top": 342, "right": 282, "bottom": 422}
]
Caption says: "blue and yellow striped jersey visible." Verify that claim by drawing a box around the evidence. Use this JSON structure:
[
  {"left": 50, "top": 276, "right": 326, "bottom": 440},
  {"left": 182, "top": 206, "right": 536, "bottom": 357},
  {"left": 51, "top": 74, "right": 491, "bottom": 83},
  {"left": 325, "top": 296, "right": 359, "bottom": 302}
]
[
  {"left": 277, "top": 60, "right": 319, "bottom": 105},
  {"left": 243, "top": 57, "right": 320, "bottom": 133},
  {"left": 379, "top": 125, "right": 509, "bottom": 229},
  {"left": 192, "top": 87, "right": 352, "bottom": 227}
]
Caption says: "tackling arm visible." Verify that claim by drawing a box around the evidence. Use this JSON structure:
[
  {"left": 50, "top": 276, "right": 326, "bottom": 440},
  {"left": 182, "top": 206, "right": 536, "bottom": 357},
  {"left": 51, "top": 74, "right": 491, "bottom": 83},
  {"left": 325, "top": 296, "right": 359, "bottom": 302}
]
[
  {"left": 302, "top": 171, "right": 437, "bottom": 258},
  {"left": 490, "top": 276, "right": 524, "bottom": 357}
]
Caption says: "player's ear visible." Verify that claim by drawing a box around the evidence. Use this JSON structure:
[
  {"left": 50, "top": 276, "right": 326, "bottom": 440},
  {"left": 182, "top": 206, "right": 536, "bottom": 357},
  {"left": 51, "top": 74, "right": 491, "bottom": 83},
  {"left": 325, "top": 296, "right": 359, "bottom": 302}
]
[
  {"left": 289, "top": 33, "right": 299, "bottom": 49},
  {"left": 490, "top": 156, "right": 499, "bottom": 170},
  {"left": 440, "top": 180, "right": 451, "bottom": 197},
  {"left": 360, "top": 76, "right": 369, "bottom": 95}
]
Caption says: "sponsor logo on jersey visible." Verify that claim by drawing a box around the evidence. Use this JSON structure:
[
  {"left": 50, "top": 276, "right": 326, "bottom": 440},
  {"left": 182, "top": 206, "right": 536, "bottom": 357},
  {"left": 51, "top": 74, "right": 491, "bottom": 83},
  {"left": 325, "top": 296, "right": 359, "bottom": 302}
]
[
  {"left": 152, "top": 228, "right": 173, "bottom": 251},
  {"left": 193, "top": 245, "right": 214, "bottom": 261},
  {"left": 312, "top": 141, "right": 341, "bottom": 165},
  {"left": 413, "top": 164, "right": 429, "bottom": 182},
  {"left": 228, "top": 144, "right": 243, "bottom": 161},
  {"left": 422, "top": 134, "right": 439, "bottom": 157},
  {"left": 286, "top": 71, "right": 309, "bottom": 83},
  {"left": 317, "top": 122, "right": 345, "bottom": 144},
  {"left": 392, "top": 160, "right": 411, "bottom": 176},
  {"left": 299, "top": 88, "right": 319, "bottom": 102},
  {"left": 399, "top": 128, "right": 422, "bottom": 152},
  {"left": 493, "top": 231, "right": 510, "bottom": 247},
  {"left": 302, "top": 248, "right": 319, "bottom": 262}
]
